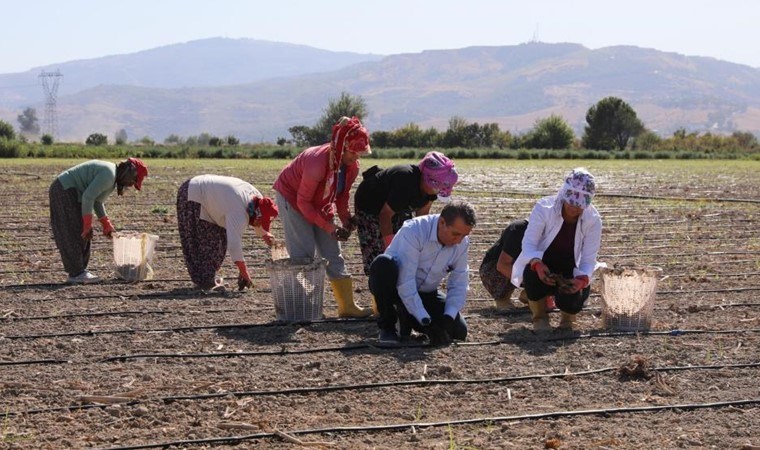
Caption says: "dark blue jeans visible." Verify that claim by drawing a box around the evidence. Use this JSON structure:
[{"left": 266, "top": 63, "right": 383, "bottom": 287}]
[
  {"left": 369, "top": 254, "right": 467, "bottom": 340},
  {"left": 523, "top": 265, "right": 590, "bottom": 314}
]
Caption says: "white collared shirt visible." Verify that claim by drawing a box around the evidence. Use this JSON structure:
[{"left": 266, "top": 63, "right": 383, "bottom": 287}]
[{"left": 385, "top": 214, "right": 470, "bottom": 323}]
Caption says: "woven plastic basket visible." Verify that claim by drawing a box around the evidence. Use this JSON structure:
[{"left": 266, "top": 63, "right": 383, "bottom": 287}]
[
  {"left": 599, "top": 265, "right": 662, "bottom": 331},
  {"left": 112, "top": 232, "right": 159, "bottom": 282},
  {"left": 266, "top": 257, "right": 326, "bottom": 322}
]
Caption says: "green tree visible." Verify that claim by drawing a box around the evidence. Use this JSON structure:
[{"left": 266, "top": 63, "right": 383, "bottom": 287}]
[
  {"left": 313, "top": 92, "right": 368, "bottom": 143},
  {"left": 288, "top": 125, "right": 323, "bottom": 147},
  {"left": 440, "top": 116, "right": 469, "bottom": 148},
  {"left": 115, "top": 129, "right": 128, "bottom": 145},
  {"left": 582, "top": 97, "right": 644, "bottom": 150},
  {"left": 632, "top": 130, "right": 661, "bottom": 151},
  {"left": 0, "top": 120, "right": 15, "bottom": 140},
  {"left": 164, "top": 134, "right": 183, "bottom": 144},
  {"left": 85, "top": 133, "right": 108, "bottom": 146},
  {"left": 41, "top": 134, "right": 54, "bottom": 145},
  {"left": 524, "top": 115, "right": 575, "bottom": 149},
  {"left": 226, "top": 135, "right": 240, "bottom": 146},
  {"left": 17, "top": 107, "right": 40, "bottom": 135}
]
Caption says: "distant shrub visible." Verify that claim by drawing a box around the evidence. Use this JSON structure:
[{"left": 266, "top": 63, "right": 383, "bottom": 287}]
[
  {"left": 0, "top": 120, "right": 15, "bottom": 140},
  {"left": 41, "top": 134, "right": 54, "bottom": 145},
  {"left": 0, "top": 138, "right": 21, "bottom": 157},
  {"left": 85, "top": 133, "right": 108, "bottom": 146}
]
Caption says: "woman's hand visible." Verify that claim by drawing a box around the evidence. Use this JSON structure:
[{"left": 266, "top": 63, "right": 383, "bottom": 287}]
[
  {"left": 530, "top": 259, "right": 555, "bottom": 286},
  {"left": 331, "top": 226, "right": 351, "bottom": 241},
  {"left": 560, "top": 275, "right": 589, "bottom": 294}
]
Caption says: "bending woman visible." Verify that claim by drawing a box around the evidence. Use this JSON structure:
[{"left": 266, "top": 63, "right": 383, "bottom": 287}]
[
  {"left": 273, "top": 116, "right": 372, "bottom": 318},
  {"left": 177, "top": 174, "right": 278, "bottom": 291}
]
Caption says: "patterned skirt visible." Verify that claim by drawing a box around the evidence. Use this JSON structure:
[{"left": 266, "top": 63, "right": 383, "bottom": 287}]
[
  {"left": 49, "top": 179, "right": 90, "bottom": 277},
  {"left": 478, "top": 259, "right": 515, "bottom": 302},
  {"left": 176, "top": 180, "right": 228, "bottom": 289},
  {"left": 355, "top": 210, "right": 412, "bottom": 275}
]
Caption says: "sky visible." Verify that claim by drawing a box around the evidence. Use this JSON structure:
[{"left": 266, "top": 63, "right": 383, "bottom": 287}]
[{"left": 1, "top": 0, "right": 759, "bottom": 74}]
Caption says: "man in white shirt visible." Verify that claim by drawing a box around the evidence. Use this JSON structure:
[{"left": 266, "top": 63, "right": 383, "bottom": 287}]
[{"left": 368, "top": 201, "right": 476, "bottom": 345}]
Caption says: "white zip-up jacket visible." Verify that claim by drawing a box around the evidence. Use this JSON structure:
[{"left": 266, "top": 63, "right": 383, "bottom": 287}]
[{"left": 511, "top": 195, "right": 603, "bottom": 288}]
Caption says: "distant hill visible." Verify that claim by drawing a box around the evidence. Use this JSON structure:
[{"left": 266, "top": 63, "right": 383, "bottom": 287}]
[
  {"left": 2, "top": 41, "right": 760, "bottom": 142},
  {"left": 0, "top": 37, "right": 383, "bottom": 107}
]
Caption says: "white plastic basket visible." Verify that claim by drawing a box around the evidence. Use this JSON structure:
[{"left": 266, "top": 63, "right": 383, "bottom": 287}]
[
  {"left": 266, "top": 257, "right": 326, "bottom": 322},
  {"left": 599, "top": 265, "right": 662, "bottom": 331},
  {"left": 112, "top": 232, "right": 159, "bottom": 282}
]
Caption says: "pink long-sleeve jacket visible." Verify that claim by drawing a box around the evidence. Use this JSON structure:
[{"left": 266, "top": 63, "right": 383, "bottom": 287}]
[{"left": 273, "top": 144, "right": 359, "bottom": 233}]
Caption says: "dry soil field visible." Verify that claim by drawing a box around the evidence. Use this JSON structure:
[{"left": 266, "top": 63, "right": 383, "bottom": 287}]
[{"left": 1, "top": 159, "right": 759, "bottom": 449}]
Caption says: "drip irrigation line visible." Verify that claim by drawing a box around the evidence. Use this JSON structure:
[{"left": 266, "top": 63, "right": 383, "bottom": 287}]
[
  {"left": 161, "top": 362, "right": 760, "bottom": 402},
  {"left": 99, "top": 328, "right": 760, "bottom": 363},
  {"left": 93, "top": 398, "right": 760, "bottom": 450},
  {"left": 0, "top": 359, "right": 69, "bottom": 367},
  {"left": 6, "top": 362, "right": 758, "bottom": 418},
  {"left": 0, "top": 308, "right": 243, "bottom": 321},
  {"left": 2, "top": 318, "right": 374, "bottom": 340},
  {"left": 5, "top": 301, "right": 759, "bottom": 323}
]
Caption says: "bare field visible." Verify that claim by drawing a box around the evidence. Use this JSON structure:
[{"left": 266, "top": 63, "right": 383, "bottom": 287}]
[{"left": 1, "top": 159, "right": 759, "bottom": 449}]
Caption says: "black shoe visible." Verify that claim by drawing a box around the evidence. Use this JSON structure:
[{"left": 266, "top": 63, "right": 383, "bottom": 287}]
[{"left": 378, "top": 328, "right": 400, "bottom": 344}]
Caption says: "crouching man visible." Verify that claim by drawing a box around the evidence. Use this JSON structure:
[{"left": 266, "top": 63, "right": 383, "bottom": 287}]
[{"left": 369, "top": 201, "right": 476, "bottom": 345}]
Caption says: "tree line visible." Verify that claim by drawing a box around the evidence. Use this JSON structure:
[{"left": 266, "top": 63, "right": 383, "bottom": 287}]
[{"left": 2, "top": 92, "right": 758, "bottom": 157}]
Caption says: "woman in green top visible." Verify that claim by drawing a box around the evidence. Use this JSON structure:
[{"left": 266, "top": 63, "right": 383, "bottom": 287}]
[{"left": 49, "top": 158, "right": 148, "bottom": 284}]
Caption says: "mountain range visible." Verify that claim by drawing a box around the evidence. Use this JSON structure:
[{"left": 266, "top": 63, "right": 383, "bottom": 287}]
[{"left": 1, "top": 37, "right": 759, "bottom": 143}]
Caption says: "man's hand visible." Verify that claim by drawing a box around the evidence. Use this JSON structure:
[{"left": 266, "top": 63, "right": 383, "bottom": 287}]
[
  {"left": 439, "top": 314, "right": 455, "bottom": 336},
  {"left": 425, "top": 321, "right": 452, "bottom": 346}
]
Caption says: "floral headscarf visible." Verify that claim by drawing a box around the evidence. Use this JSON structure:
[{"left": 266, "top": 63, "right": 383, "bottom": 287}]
[
  {"left": 419, "top": 151, "right": 458, "bottom": 199},
  {"left": 559, "top": 168, "right": 596, "bottom": 209}
]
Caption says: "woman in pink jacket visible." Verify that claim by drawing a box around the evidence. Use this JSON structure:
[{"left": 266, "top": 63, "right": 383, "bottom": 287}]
[{"left": 273, "top": 117, "right": 372, "bottom": 318}]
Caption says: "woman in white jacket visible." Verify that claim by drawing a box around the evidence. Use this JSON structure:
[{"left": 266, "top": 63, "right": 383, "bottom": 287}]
[{"left": 511, "top": 168, "right": 603, "bottom": 331}]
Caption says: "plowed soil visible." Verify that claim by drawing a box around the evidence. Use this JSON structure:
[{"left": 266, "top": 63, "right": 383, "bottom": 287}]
[{"left": 1, "top": 159, "right": 758, "bottom": 449}]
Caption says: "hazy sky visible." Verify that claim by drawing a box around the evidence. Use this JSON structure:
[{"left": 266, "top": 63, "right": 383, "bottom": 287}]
[{"left": 1, "top": 0, "right": 758, "bottom": 73}]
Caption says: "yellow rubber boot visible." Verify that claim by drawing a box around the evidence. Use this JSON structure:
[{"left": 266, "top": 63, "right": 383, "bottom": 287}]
[
  {"left": 330, "top": 277, "right": 372, "bottom": 318},
  {"left": 559, "top": 311, "right": 576, "bottom": 330},
  {"left": 528, "top": 297, "right": 551, "bottom": 331}
]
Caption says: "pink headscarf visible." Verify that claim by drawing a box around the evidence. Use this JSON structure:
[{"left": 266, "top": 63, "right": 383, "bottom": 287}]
[{"left": 419, "top": 151, "right": 458, "bottom": 199}]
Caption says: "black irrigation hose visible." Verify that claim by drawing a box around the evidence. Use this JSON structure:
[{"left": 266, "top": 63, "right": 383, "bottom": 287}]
[
  {"left": 98, "top": 328, "right": 760, "bottom": 363},
  {"left": 5, "top": 301, "right": 760, "bottom": 323},
  {"left": 93, "top": 399, "right": 760, "bottom": 450},
  {"left": 5, "top": 362, "right": 758, "bottom": 418},
  {"left": 2, "top": 317, "right": 373, "bottom": 340},
  {"left": 0, "top": 308, "right": 244, "bottom": 322},
  {"left": 0, "top": 359, "right": 69, "bottom": 367}
]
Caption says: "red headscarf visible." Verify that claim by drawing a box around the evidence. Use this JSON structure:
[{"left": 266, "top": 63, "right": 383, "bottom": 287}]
[
  {"left": 127, "top": 157, "right": 149, "bottom": 191},
  {"left": 248, "top": 196, "right": 279, "bottom": 232},
  {"left": 329, "top": 116, "right": 371, "bottom": 172}
]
